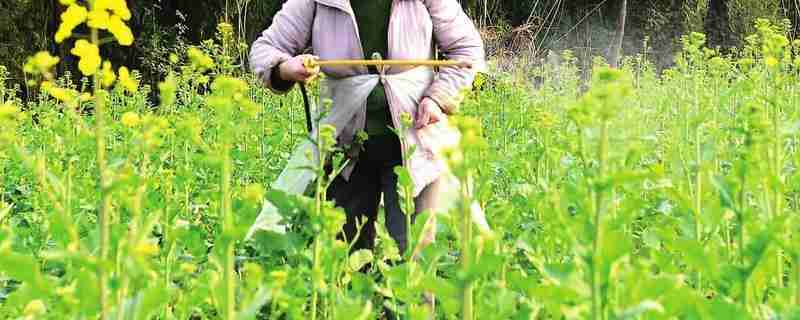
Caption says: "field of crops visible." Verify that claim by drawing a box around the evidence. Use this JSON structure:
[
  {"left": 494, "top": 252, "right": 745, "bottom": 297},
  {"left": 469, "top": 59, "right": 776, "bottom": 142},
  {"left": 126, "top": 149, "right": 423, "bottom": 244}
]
[{"left": 2, "top": 2, "right": 800, "bottom": 319}]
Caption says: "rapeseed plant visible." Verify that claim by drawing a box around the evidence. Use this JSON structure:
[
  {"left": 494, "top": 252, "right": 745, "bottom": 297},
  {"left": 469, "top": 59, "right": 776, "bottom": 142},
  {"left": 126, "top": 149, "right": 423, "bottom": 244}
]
[{"left": 5, "top": 8, "right": 800, "bottom": 320}]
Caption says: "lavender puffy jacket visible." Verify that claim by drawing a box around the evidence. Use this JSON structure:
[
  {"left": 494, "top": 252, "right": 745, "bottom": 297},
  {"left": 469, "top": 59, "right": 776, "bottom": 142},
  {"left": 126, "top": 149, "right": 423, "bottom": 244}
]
[
  {"left": 249, "top": 0, "right": 485, "bottom": 114},
  {"left": 249, "top": 0, "right": 485, "bottom": 195}
]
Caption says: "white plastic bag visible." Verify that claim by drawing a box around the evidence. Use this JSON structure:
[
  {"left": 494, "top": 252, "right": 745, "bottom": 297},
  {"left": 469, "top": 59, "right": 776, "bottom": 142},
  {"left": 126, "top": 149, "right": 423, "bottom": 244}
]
[{"left": 247, "top": 68, "right": 491, "bottom": 239}]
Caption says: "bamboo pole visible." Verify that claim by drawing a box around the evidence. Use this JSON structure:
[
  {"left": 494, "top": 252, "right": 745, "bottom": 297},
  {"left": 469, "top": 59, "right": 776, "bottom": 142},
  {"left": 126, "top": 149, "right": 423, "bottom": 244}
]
[{"left": 305, "top": 58, "right": 473, "bottom": 69}]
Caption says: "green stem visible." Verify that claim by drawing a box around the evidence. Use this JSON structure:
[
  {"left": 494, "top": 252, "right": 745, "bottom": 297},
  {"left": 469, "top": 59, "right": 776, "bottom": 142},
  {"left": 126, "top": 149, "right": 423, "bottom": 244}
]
[
  {"left": 694, "top": 129, "right": 702, "bottom": 242},
  {"left": 310, "top": 127, "right": 324, "bottom": 320},
  {"left": 116, "top": 255, "right": 128, "bottom": 320},
  {"left": 591, "top": 120, "right": 609, "bottom": 320},
  {"left": 92, "top": 27, "right": 112, "bottom": 320},
  {"left": 738, "top": 158, "right": 747, "bottom": 308},
  {"left": 725, "top": 219, "right": 732, "bottom": 263},
  {"left": 222, "top": 122, "right": 235, "bottom": 320},
  {"left": 405, "top": 182, "right": 413, "bottom": 257},
  {"left": 694, "top": 127, "right": 703, "bottom": 290},
  {"left": 403, "top": 181, "right": 414, "bottom": 316},
  {"left": 772, "top": 97, "right": 784, "bottom": 288},
  {"left": 164, "top": 242, "right": 175, "bottom": 318},
  {"left": 795, "top": 255, "right": 800, "bottom": 305},
  {"left": 118, "top": 151, "right": 148, "bottom": 320},
  {"left": 461, "top": 173, "right": 473, "bottom": 320}
]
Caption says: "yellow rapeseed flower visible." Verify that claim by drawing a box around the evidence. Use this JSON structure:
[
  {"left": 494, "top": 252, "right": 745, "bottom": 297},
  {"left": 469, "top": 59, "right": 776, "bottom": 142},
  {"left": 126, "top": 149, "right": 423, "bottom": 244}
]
[
  {"left": 87, "top": 8, "right": 110, "bottom": 29},
  {"left": 79, "top": 92, "right": 93, "bottom": 102},
  {"left": 400, "top": 112, "right": 413, "bottom": 129},
  {"left": 240, "top": 99, "right": 262, "bottom": 119},
  {"left": 537, "top": 110, "right": 556, "bottom": 129},
  {"left": 0, "top": 102, "right": 20, "bottom": 122},
  {"left": 108, "top": 14, "right": 134, "bottom": 46},
  {"left": 33, "top": 52, "right": 60, "bottom": 69},
  {"left": 180, "top": 263, "right": 197, "bottom": 274},
  {"left": 101, "top": 61, "right": 116, "bottom": 88},
  {"left": 41, "top": 81, "right": 78, "bottom": 103},
  {"left": 242, "top": 184, "right": 265, "bottom": 203},
  {"left": 24, "top": 52, "right": 60, "bottom": 75},
  {"left": 59, "top": 0, "right": 75, "bottom": 4},
  {"left": 49, "top": 88, "right": 75, "bottom": 102},
  {"left": 23, "top": 300, "right": 46, "bottom": 316},
  {"left": 158, "top": 74, "right": 177, "bottom": 107},
  {"left": 93, "top": 0, "right": 111, "bottom": 10},
  {"left": 55, "top": 4, "right": 88, "bottom": 43},
  {"left": 95, "top": 0, "right": 131, "bottom": 21},
  {"left": 134, "top": 241, "right": 159, "bottom": 256},
  {"left": 111, "top": 0, "right": 132, "bottom": 21},
  {"left": 765, "top": 56, "right": 779, "bottom": 68},
  {"left": 319, "top": 124, "right": 337, "bottom": 151},
  {"left": 40, "top": 81, "right": 53, "bottom": 91},
  {"left": 118, "top": 66, "right": 138, "bottom": 93},
  {"left": 187, "top": 47, "right": 215, "bottom": 71},
  {"left": 71, "top": 40, "right": 101, "bottom": 76},
  {"left": 269, "top": 270, "right": 289, "bottom": 287},
  {"left": 121, "top": 111, "right": 141, "bottom": 127}
]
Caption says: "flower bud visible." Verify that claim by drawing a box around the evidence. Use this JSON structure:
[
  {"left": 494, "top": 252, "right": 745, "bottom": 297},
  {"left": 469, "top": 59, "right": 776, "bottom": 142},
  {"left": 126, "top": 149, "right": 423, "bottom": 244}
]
[{"left": 23, "top": 300, "right": 46, "bottom": 316}]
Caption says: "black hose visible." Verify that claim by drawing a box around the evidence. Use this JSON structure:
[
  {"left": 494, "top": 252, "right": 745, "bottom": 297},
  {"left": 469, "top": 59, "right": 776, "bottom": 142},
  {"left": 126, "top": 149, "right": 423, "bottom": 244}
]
[{"left": 299, "top": 83, "right": 313, "bottom": 133}]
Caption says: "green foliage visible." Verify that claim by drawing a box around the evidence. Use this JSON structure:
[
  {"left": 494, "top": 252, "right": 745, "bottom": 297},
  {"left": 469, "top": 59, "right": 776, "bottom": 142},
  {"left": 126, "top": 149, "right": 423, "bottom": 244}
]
[
  {"left": 729, "top": 0, "right": 783, "bottom": 43},
  {"left": 4, "top": 8, "right": 800, "bottom": 320}
]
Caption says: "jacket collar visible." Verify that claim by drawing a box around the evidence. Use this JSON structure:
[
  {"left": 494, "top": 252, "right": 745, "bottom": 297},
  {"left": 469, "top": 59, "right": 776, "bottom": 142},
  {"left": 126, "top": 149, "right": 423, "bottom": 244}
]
[
  {"left": 314, "top": 0, "right": 352, "bottom": 14},
  {"left": 314, "top": 0, "right": 404, "bottom": 15}
]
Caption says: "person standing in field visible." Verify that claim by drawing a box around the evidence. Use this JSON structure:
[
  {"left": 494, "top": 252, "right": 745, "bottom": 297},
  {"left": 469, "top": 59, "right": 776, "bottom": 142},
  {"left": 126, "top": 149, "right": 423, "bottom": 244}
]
[{"left": 249, "top": 0, "right": 484, "bottom": 258}]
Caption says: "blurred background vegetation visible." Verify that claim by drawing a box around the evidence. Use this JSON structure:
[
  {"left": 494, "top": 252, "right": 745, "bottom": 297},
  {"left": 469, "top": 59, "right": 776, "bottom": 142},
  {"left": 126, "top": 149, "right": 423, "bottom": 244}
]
[{"left": 2, "top": 0, "right": 799, "bottom": 95}]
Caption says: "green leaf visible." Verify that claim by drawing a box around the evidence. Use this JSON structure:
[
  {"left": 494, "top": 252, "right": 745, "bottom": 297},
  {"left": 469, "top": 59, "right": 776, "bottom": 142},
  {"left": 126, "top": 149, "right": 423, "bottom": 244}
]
[
  {"left": 250, "top": 230, "right": 291, "bottom": 253},
  {"left": 674, "top": 239, "right": 717, "bottom": 276},
  {"left": 75, "top": 269, "right": 101, "bottom": 316},
  {"left": 348, "top": 249, "right": 373, "bottom": 272},
  {"left": 349, "top": 272, "right": 374, "bottom": 296},
  {"left": 0, "top": 202, "right": 11, "bottom": 223},
  {"left": 542, "top": 263, "right": 576, "bottom": 284},
  {"left": 178, "top": 225, "right": 208, "bottom": 258},
  {"left": 236, "top": 287, "right": 271, "bottom": 320},
  {"left": 333, "top": 298, "right": 373, "bottom": 320},
  {"left": 112, "top": 286, "right": 169, "bottom": 320},
  {"left": 617, "top": 300, "right": 664, "bottom": 319},
  {"left": 394, "top": 166, "right": 413, "bottom": 189},
  {"left": 464, "top": 252, "right": 504, "bottom": 281},
  {"left": 420, "top": 274, "right": 459, "bottom": 315},
  {"left": 599, "top": 230, "right": 632, "bottom": 283},
  {"left": 0, "top": 252, "right": 39, "bottom": 284},
  {"left": 265, "top": 189, "right": 313, "bottom": 219},
  {"left": 708, "top": 298, "right": 747, "bottom": 319}
]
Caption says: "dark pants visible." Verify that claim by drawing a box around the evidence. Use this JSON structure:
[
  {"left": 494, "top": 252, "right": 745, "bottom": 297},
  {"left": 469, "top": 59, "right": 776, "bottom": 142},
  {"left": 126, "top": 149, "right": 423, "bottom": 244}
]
[{"left": 327, "top": 135, "right": 439, "bottom": 254}]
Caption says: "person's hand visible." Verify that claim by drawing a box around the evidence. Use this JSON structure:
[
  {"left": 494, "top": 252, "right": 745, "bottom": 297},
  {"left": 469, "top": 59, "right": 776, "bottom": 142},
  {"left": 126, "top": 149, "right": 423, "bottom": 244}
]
[
  {"left": 415, "top": 97, "right": 444, "bottom": 129},
  {"left": 278, "top": 54, "right": 320, "bottom": 83}
]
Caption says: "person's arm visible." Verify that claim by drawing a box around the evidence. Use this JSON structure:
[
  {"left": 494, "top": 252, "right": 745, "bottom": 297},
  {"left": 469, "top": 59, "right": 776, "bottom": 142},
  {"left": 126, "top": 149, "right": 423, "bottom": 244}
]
[
  {"left": 424, "top": 0, "right": 486, "bottom": 114},
  {"left": 249, "top": 0, "right": 315, "bottom": 93}
]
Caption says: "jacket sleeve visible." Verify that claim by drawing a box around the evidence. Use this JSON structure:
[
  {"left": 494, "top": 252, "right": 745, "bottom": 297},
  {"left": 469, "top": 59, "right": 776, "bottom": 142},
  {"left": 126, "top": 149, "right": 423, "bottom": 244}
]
[
  {"left": 249, "top": 0, "right": 315, "bottom": 94},
  {"left": 424, "top": 0, "right": 486, "bottom": 114}
]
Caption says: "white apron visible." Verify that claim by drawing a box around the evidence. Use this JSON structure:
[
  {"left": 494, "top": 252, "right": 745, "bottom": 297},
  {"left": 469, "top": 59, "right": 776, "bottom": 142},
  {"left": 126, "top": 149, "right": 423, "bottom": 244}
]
[{"left": 247, "top": 68, "right": 490, "bottom": 238}]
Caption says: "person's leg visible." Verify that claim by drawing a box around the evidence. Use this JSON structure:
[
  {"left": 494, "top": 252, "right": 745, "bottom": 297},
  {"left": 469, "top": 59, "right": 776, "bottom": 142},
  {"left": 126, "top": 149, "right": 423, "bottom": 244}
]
[
  {"left": 382, "top": 164, "right": 442, "bottom": 318},
  {"left": 377, "top": 135, "right": 411, "bottom": 255},
  {"left": 382, "top": 177, "right": 441, "bottom": 253},
  {"left": 411, "top": 178, "right": 441, "bottom": 254},
  {"left": 413, "top": 179, "right": 441, "bottom": 317},
  {"left": 327, "top": 161, "right": 381, "bottom": 252},
  {"left": 380, "top": 137, "right": 442, "bottom": 256},
  {"left": 381, "top": 171, "right": 407, "bottom": 254}
]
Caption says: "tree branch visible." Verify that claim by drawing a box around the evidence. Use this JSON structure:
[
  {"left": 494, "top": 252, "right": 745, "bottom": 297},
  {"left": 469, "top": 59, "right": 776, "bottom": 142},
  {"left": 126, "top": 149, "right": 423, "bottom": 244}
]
[{"left": 608, "top": 0, "right": 627, "bottom": 68}]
